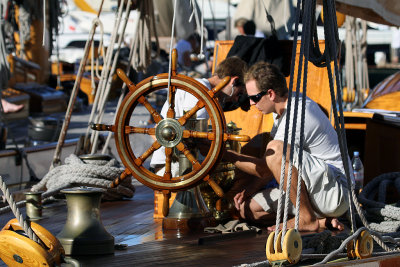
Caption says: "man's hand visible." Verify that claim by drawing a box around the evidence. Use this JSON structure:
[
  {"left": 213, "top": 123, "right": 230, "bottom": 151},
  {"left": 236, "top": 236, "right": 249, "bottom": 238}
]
[{"left": 233, "top": 189, "right": 246, "bottom": 210}]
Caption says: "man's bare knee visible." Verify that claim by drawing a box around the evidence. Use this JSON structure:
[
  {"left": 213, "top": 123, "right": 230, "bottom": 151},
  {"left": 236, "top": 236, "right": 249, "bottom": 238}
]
[{"left": 265, "top": 140, "right": 283, "bottom": 167}]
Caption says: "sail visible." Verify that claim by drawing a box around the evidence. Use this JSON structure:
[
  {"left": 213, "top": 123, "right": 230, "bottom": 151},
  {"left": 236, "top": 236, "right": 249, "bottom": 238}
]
[{"left": 335, "top": 0, "right": 400, "bottom": 26}]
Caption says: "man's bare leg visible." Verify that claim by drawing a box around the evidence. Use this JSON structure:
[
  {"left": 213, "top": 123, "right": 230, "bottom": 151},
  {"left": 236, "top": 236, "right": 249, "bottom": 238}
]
[
  {"left": 238, "top": 198, "right": 276, "bottom": 225},
  {"left": 265, "top": 141, "right": 319, "bottom": 232},
  {"left": 319, "top": 217, "right": 345, "bottom": 231}
]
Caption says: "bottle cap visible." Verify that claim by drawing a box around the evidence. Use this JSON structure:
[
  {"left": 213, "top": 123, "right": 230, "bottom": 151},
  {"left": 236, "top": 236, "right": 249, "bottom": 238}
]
[{"left": 354, "top": 151, "right": 359, "bottom": 156}]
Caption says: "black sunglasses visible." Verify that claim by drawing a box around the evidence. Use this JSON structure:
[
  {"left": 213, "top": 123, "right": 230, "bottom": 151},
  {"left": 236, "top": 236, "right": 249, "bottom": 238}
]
[{"left": 248, "top": 91, "right": 267, "bottom": 103}]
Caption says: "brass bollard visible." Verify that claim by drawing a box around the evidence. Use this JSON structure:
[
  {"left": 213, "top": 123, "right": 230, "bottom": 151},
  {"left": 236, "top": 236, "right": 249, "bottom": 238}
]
[
  {"left": 57, "top": 187, "right": 114, "bottom": 255},
  {"left": 24, "top": 191, "right": 43, "bottom": 221}
]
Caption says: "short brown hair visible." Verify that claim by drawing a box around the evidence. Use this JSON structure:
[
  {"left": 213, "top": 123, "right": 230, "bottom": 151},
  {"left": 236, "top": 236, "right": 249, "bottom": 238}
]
[
  {"left": 215, "top": 56, "right": 248, "bottom": 86},
  {"left": 245, "top": 62, "right": 288, "bottom": 97}
]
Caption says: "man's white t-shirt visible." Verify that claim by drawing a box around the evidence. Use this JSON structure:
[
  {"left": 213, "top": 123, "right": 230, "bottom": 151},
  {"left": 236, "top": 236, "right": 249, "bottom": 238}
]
[
  {"left": 271, "top": 95, "right": 345, "bottom": 174},
  {"left": 150, "top": 78, "right": 211, "bottom": 167}
]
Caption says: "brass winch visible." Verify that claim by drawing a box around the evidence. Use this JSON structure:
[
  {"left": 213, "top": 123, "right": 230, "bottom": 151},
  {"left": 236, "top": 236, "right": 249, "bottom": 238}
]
[
  {"left": 57, "top": 187, "right": 114, "bottom": 255},
  {"left": 200, "top": 121, "right": 242, "bottom": 221}
]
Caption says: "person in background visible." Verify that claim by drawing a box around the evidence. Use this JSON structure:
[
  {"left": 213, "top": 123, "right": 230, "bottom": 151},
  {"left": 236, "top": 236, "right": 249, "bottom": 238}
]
[
  {"left": 150, "top": 56, "right": 249, "bottom": 175},
  {"left": 233, "top": 0, "right": 294, "bottom": 40},
  {"left": 1, "top": 99, "right": 23, "bottom": 113},
  {"left": 174, "top": 33, "right": 200, "bottom": 70},
  {"left": 234, "top": 18, "right": 265, "bottom": 38}
]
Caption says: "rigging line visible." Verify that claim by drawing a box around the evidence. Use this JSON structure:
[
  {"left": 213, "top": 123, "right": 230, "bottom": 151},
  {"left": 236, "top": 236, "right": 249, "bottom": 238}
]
[
  {"left": 90, "top": 1, "right": 132, "bottom": 154},
  {"left": 102, "top": 10, "right": 143, "bottom": 155},
  {"left": 0, "top": 175, "right": 41, "bottom": 244},
  {"left": 42, "top": 0, "right": 46, "bottom": 46},
  {"left": 323, "top": 0, "right": 357, "bottom": 235},
  {"left": 260, "top": 0, "right": 277, "bottom": 38},
  {"left": 51, "top": 0, "right": 105, "bottom": 169},
  {"left": 86, "top": 0, "right": 125, "bottom": 149},
  {"left": 290, "top": 0, "right": 303, "bottom": 231},
  {"left": 282, "top": 0, "right": 313, "bottom": 240},
  {"left": 294, "top": 0, "right": 313, "bottom": 231},
  {"left": 167, "top": 0, "right": 178, "bottom": 95},
  {"left": 273, "top": 0, "right": 302, "bottom": 245}
]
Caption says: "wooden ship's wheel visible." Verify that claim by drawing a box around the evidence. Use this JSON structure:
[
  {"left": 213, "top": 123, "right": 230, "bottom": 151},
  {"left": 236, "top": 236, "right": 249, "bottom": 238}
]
[{"left": 91, "top": 49, "right": 249, "bottom": 216}]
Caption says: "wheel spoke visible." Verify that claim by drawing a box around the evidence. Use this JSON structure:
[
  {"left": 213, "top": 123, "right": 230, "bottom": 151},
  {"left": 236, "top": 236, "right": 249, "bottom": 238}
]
[
  {"left": 137, "top": 95, "right": 163, "bottom": 123},
  {"left": 134, "top": 141, "right": 161, "bottom": 166},
  {"left": 163, "top": 147, "right": 172, "bottom": 180},
  {"left": 175, "top": 142, "right": 201, "bottom": 171},
  {"left": 90, "top": 123, "right": 115, "bottom": 132},
  {"left": 224, "top": 133, "right": 250, "bottom": 142},
  {"left": 125, "top": 126, "right": 156, "bottom": 135},
  {"left": 209, "top": 76, "right": 231, "bottom": 97},
  {"left": 177, "top": 100, "right": 205, "bottom": 126},
  {"left": 183, "top": 130, "right": 215, "bottom": 140},
  {"left": 182, "top": 130, "right": 250, "bottom": 143},
  {"left": 110, "top": 169, "right": 131, "bottom": 188},
  {"left": 167, "top": 85, "right": 176, "bottom": 119},
  {"left": 117, "top": 69, "right": 135, "bottom": 90}
]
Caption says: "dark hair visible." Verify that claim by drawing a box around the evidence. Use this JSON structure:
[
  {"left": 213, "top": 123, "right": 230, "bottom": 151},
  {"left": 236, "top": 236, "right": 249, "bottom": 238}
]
[
  {"left": 215, "top": 56, "right": 248, "bottom": 86},
  {"left": 245, "top": 62, "right": 288, "bottom": 97},
  {"left": 243, "top": 20, "right": 256, "bottom": 35}
]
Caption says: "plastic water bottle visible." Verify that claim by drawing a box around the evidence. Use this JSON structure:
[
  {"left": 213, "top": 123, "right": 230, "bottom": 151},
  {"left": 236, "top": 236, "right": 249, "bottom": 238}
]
[{"left": 352, "top": 151, "right": 364, "bottom": 193}]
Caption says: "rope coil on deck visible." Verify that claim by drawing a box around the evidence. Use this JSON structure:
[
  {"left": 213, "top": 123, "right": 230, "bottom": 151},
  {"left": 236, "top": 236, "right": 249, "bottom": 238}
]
[
  {"left": 358, "top": 172, "right": 400, "bottom": 233},
  {"left": 31, "top": 154, "right": 135, "bottom": 201}
]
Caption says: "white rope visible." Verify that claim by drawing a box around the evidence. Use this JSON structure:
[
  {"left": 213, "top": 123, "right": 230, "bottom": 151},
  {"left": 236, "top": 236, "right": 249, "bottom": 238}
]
[
  {"left": 130, "top": 0, "right": 159, "bottom": 72},
  {"left": 42, "top": 0, "right": 46, "bottom": 46},
  {"left": 167, "top": 0, "right": 178, "bottom": 93},
  {"left": 101, "top": 19, "right": 142, "bottom": 154},
  {"left": 83, "top": 0, "right": 126, "bottom": 149},
  {"left": 189, "top": 0, "right": 205, "bottom": 60},
  {"left": 32, "top": 154, "right": 135, "bottom": 201},
  {"left": 90, "top": 1, "right": 132, "bottom": 154},
  {"left": 0, "top": 175, "right": 40, "bottom": 244}
]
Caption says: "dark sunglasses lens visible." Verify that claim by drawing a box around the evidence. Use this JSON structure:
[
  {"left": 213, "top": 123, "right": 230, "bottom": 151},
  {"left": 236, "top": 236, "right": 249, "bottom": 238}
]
[
  {"left": 249, "top": 95, "right": 260, "bottom": 102},
  {"left": 249, "top": 92, "right": 265, "bottom": 103}
]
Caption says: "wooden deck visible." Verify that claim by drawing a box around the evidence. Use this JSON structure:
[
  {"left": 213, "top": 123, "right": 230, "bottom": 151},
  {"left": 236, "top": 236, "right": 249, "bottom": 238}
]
[
  {"left": 0, "top": 184, "right": 270, "bottom": 267},
  {"left": 1, "top": 183, "right": 399, "bottom": 266}
]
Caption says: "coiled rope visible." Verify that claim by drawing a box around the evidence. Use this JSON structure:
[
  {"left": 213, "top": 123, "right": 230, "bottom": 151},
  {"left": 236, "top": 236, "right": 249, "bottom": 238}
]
[{"left": 32, "top": 154, "right": 135, "bottom": 201}]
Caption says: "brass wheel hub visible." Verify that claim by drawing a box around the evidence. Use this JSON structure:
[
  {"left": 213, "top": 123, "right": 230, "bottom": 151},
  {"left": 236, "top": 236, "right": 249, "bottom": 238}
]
[{"left": 155, "top": 118, "right": 183, "bottom": 148}]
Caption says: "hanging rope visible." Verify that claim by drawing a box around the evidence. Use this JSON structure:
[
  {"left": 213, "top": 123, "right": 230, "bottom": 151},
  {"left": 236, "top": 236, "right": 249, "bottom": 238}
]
[
  {"left": 0, "top": 2, "right": 10, "bottom": 90},
  {"left": 51, "top": 0, "right": 105, "bottom": 168},
  {"left": 89, "top": 0, "right": 134, "bottom": 154},
  {"left": 130, "top": 0, "right": 159, "bottom": 72},
  {"left": 0, "top": 175, "right": 41, "bottom": 244}
]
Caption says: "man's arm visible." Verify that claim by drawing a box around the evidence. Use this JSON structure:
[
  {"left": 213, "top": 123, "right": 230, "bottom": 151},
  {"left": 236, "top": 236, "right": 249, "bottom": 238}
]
[{"left": 223, "top": 149, "right": 273, "bottom": 182}]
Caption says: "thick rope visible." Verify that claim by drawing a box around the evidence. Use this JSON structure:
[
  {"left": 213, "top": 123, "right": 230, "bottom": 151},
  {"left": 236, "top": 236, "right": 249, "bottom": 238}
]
[
  {"left": 32, "top": 154, "right": 135, "bottom": 201},
  {"left": 358, "top": 172, "right": 400, "bottom": 233},
  {"left": 0, "top": 175, "right": 40, "bottom": 243},
  {"left": 130, "top": 0, "right": 159, "bottom": 72},
  {"left": 273, "top": 0, "right": 302, "bottom": 245}
]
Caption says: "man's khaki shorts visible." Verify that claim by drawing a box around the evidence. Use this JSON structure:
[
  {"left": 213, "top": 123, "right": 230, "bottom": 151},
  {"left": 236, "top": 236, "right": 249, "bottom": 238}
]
[{"left": 253, "top": 145, "right": 349, "bottom": 218}]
